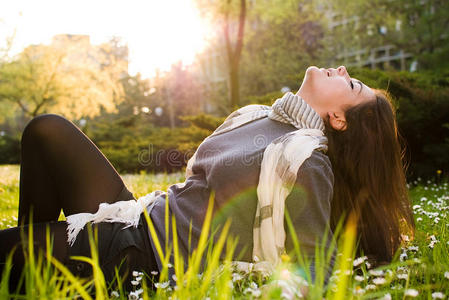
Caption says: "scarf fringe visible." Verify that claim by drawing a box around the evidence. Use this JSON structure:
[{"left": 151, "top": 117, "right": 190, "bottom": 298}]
[{"left": 66, "top": 191, "right": 163, "bottom": 246}]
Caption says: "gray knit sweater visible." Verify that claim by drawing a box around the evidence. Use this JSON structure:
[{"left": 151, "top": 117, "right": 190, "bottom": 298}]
[{"left": 148, "top": 116, "right": 334, "bottom": 278}]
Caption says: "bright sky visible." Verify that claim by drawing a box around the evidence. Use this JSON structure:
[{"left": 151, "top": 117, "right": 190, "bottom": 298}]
[{"left": 0, "top": 0, "right": 212, "bottom": 78}]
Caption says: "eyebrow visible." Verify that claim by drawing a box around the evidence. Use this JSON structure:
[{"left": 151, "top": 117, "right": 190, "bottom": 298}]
[{"left": 356, "top": 80, "right": 363, "bottom": 95}]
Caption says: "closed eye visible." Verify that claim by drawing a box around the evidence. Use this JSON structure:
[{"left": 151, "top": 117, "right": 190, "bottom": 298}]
[{"left": 350, "top": 81, "right": 354, "bottom": 89}]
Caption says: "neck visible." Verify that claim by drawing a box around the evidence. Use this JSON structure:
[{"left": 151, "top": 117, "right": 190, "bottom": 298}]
[{"left": 295, "top": 88, "right": 326, "bottom": 119}]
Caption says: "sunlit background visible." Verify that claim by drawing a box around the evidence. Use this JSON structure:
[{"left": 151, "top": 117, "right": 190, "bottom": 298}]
[
  {"left": 1, "top": 0, "right": 211, "bottom": 78},
  {"left": 0, "top": 0, "right": 447, "bottom": 180}
]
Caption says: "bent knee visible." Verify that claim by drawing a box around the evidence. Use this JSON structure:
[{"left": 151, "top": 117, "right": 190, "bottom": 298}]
[{"left": 22, "top": 114, "right": 71, "bottom": 144}]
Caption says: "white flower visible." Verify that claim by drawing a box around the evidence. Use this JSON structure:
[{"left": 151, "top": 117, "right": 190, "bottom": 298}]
[
  {"left": 379, "top": 293, "right": 392, "bottom": 300},
  {"left": 369, "top": 269, "right": 384, "bottom": 276},
  {"left": 172, "top": 274, "right": 177, "bottom": 281},
  {"left": 353, "top": 256, "right": 368, "bottom": 267},
  {"left": 232, "top": 273, "right": 244, "bottom": 282},
  {"left": 404, "top": 289, "right": 419, "bottom": 297},
  {"left": 444, "top": 271, "right": 449, "bottom": 279},
  {"left": 432, "top": 292, "right": 445, "bottom": 299},
  {"left": 128, "top": 291, "right": 139, "bottom": 300},
  {"left": 397, "top": 273, "right": 408, "bottom": 280},
  {"left": 412, "top": 205, "right": 421, "bottom": 210},
  {"left": 155, "top": 281, "right": 170, "bottom": 289},
  {"left": 365, "top": 284, "right": 376, "bottom": 290},
  {"left": 373, "top": 277, "right": 386, "bottom": 285},
  {"left": 400, "top": 252, "right": 408, "bottom": 261},
  {"left": 353, "top": 286, "right": 365, "bottom": 295},
  {"left": 110, "top": 291, "right": 120, "bottom": 298},
  {"left": 252, "top": 289, "right": 262, "bottom": 298},
  {"left": 132, "top": 271, "right": 139, "bottom": 277},
  {"left": 408, "top": 246, "right": 419, "bottom": 252},
  {"left": 151, "top": 271, "right": 159, "bottom": 275},
  {"left": 417, "top": 217, "right": 423, "bottom": 222},
  {"left": 131, "top": 280, "right": 140, "bottom": 286},
  {"left": 354, "top": 275, "right": 365, "bottom": 282}
]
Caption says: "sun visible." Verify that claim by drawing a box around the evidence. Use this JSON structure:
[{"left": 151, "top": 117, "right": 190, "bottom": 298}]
[{"left": 126, "top": 0, "right": 211, "bottom": 78}]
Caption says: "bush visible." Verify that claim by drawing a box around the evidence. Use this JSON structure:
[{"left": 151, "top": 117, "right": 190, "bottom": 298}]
[
  {"left": 90, "top": 115, "right": 216, "bottom": 173},
  {"left": 0, "top": 135, "right": 20, "bottom": 164}
]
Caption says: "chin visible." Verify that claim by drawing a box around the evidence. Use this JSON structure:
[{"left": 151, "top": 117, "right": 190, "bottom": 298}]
[
  {"left": 302, "top": 66, "right": 321, "bottom": 87},
  {"left": 305, "top": 66, "right": 320, "bottom": 74}
]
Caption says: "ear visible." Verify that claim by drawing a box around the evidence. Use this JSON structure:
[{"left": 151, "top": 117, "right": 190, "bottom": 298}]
[{"left": 328, "top": 111, "right": 347, "bottom": 131}]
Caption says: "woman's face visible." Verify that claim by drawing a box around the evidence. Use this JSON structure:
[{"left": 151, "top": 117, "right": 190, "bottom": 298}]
[{"left": 297, "top": 66, "right": 375, "bottom": 130}]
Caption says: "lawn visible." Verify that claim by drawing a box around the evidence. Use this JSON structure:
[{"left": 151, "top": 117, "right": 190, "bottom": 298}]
[{"left": 0, "top": 164, "right": 448, "bottom": 299}]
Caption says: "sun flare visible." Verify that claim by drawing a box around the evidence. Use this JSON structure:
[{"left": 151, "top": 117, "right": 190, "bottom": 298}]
[
  {"left": 0, "top": 0, "right": 211, "bottom": 78},
  {"left": 127, "top": 0, "right": 211, "bottom": 77}
]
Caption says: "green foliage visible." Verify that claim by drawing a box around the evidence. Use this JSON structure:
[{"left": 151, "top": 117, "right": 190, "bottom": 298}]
[
  {"left": 240, "top": 2, "right": 324, "bottom": 98},
  {"left": 88, "top": 114, "right": 217, "bottom": 173},
  {"left": 0, "top": 135, "right": 20, "bottom": 164},
  {"left": 348, "top": 67, "right": 449, "bottom": 179},
  {"left": 180, "top": 114, "right": 226, "bottom": 131},
  {"left": 243, "top": 91, "right": 284, "bottom": 106}
]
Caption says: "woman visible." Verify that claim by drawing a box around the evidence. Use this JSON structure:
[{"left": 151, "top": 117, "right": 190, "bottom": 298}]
[{"left": 0, "top": 66, "right": 414, "bottom": 290}]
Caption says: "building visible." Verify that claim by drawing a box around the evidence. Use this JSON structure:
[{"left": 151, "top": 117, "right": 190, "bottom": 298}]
[{"left": 326, "top": 12, "right": 415, "bottom": 71}]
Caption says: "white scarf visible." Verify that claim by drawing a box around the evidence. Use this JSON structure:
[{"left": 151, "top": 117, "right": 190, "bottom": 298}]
[{"left": 66, "top": 92, "right": 327, "bottom": 273}]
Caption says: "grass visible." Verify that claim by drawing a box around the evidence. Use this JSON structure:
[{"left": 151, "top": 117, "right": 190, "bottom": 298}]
[{"left": 0, "top": 164, "right": 448, "bottom": 299}]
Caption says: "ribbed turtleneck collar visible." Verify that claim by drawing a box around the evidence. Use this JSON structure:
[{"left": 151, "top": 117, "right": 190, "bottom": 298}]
[{"left": 268, "top": 92, "right": 325, "bottom": 132}]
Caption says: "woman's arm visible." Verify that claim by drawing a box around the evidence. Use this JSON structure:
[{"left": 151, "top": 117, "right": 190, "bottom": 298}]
[{"left": 284, "top": 151, "right": 335, "bottom": 282}]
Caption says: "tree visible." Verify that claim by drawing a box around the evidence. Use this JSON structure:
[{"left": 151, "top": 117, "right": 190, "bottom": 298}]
[
  {"left": 0, "top": 37, "right": 125, "bottom": 127},
  {"left": 239, "top": 0, "right": 325, "bottom": 99},
  {"left": 196, "top": 0, "right": 247, "bottom": 110}
]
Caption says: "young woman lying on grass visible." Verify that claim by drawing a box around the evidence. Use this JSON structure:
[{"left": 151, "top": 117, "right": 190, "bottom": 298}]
[{"left": 0, "top": 65, "right": 414, "bottom": 293}]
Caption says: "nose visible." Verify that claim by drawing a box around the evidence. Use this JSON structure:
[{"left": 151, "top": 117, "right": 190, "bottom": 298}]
[
  {"left": 337, "top": 66, "right": 350, "bottom": 80},
  {"left": 337, "top": 66, "right": 347, "bottom": 75}
]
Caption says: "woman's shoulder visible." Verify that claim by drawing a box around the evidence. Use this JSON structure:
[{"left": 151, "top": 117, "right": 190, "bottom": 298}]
[
  {"left": 298, "top": 150, "right": 334, "bottom": 182},
  {"left": 224, "top": 104, "right": 271, "bottom": 121}
]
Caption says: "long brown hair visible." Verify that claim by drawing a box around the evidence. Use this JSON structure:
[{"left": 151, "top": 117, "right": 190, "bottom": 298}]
[{"left": 325, "top": 90, "right": 415, "bottom": 263}]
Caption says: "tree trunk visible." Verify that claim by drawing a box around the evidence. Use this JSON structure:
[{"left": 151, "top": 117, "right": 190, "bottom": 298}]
[
  {"left": 229, "top": 62, "right": 240, "bottom": 110},
  {"left": 223, "top": 0, "right": 246, "bottom": 110}
]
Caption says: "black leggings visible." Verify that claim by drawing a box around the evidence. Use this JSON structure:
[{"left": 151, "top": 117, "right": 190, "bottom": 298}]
[{"left": 0, "top": 114, "right": 154, "bottom": 290}]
